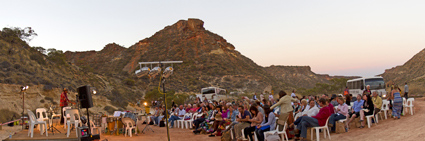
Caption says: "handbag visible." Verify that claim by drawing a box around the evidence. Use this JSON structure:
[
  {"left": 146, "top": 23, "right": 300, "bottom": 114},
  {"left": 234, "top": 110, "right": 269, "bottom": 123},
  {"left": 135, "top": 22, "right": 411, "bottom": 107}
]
[{"left": 260, "top": 125, "right": 270, "bottom": 130}]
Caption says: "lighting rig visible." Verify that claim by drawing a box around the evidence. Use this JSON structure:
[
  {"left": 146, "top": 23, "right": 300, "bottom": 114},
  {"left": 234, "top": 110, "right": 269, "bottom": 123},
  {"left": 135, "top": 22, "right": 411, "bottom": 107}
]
[
  {"left": 135, "top": 61, "right": 183, "bottom": 141},
  {"left": 20, "top": 86, "right": 29, "bottom": 129}
]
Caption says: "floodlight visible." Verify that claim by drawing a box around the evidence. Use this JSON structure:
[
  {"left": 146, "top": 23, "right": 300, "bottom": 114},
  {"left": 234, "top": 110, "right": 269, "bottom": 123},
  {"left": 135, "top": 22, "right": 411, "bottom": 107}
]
[
  {"left": 144, "top": 102, "right": 147, "bottom": 106},
  {"left": 149, "top": 67, "right": 162, "bottom": 78},
  {"left": 93, "top": 90, "right": 97, "bottom": 95},
  {"left": 135, "top": 67, "right": 150, "bottom": 78},
  {"left": 162, "top": 66, "right": 173, "bottom": 78}
]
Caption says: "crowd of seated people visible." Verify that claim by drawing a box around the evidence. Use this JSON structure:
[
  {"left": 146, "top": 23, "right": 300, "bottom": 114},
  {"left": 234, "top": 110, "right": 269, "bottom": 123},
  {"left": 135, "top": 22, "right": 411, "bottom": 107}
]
[{"left": 144, "top": 87, "right": 393, "bottom": 141}]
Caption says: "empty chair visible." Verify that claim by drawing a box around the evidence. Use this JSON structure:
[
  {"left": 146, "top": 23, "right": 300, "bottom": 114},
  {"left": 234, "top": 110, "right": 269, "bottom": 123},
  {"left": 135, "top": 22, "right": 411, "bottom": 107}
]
[
  {"left": 311, "top": 117, "right": 331, "bottom": 141},
  {"left": 380, "top": 101, "right": 390, "bottom": 119},
  {"left": 122, "top": 118, "right": 137, "bottom": 137},
  {"left": 66, "top": 109, "right": 80, "bottom": 137},
  {"left": 62, "top": 107, "right": 72, "bottom": 129},
  {"left": 405, "top": 98, "right": 415, "bottom": 115},
  {"left": 35, "top": 108, "right": 49, "bottom": 134},
  {"left": 27, "top": 109, "right": 48, "bottom": 138}
]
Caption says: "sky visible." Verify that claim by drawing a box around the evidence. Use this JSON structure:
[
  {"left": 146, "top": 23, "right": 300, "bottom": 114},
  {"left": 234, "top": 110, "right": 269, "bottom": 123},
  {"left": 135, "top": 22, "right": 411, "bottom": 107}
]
[{"left": 1, "top": 0, "right": 424, "bottom": 77}]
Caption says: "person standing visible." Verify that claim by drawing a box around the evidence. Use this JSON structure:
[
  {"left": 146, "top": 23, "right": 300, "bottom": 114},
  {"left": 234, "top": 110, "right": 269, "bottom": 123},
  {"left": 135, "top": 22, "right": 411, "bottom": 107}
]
[
  {"left": 60, "top": 88, "right": 70, "bottom": 124},
  {"left": 391, "top": 85, "right": 403, "bottom": 119},
  {"left": 253, "top": 93, "right": 258, "bottom": 100},
  {"left": 260, "top": 93, "right": 265, "bottom": 101},
  {"left": 344, "top": 86, "right": 350, "bottom": 96},
  {"left": 268, "top": 93, "right": 274, "bottom": 102},
  {"left": 271, "top": 91, "right": 298, "bottom": 134},
  {"left": 404, "top": 83, "right": 409, "bottom": 99},
  {"left": 363, "top": 85, "right": 371, "bottom": 95}
]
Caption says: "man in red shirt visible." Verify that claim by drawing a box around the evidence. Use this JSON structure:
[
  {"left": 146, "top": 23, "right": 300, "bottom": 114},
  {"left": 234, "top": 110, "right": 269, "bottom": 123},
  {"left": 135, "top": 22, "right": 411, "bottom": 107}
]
[
  {"left": 290, "top": 98, "right": 332, "bottom": 140},
  {"left": 60, "top": 88, "right": 70, "bottom": 124}
]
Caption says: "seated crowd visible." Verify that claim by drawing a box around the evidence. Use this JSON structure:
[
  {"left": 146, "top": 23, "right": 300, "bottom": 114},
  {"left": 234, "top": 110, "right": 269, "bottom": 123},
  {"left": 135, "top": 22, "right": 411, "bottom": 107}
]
[{"left": 148, "top": 86, "right": 398, "bottom": 141}]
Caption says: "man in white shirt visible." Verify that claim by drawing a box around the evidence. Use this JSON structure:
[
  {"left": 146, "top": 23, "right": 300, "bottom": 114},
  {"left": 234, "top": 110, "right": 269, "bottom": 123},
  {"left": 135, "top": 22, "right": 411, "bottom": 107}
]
[
  {"left": 260, "top": 93, "right": 265, "bottom": 101},
  {"left": 290, "top": 100, "right": 319, "bottom": 127},
  {"left": 168, "top": 105, "right": 186, "bottom": 128},
  {"left": 268, "top": 94, "right": 274, "bottom": 102}
]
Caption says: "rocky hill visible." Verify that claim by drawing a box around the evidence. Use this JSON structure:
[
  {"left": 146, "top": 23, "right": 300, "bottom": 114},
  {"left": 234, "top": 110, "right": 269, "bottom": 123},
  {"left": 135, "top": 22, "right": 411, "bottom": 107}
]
[
  {"left": 65, "top": 18, "right": 289, "bottom": 94},
  {"left": 381, "top": 48, "right": 425, "bottom": 94}
]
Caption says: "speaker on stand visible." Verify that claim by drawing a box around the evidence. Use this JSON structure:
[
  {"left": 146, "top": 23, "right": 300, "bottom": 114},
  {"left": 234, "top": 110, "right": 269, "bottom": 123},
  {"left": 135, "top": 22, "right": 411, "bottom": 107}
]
[{"left": 77, "top": 85, "right": 100, "bottom": 141}]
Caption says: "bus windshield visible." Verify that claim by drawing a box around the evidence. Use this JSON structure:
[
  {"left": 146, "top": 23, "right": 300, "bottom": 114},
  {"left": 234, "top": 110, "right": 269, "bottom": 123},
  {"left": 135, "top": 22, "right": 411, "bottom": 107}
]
[
  {"left": 202, "top": 88, "right": 216, "bottom": 94},
  {"left": 365, "top": 78, "right": 385, "bottom": 90}
]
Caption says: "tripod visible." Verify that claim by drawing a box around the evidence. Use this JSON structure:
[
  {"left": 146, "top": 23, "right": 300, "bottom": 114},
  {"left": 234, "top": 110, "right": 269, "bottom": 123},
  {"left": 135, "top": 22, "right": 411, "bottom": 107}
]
[
  {"left": 48, "top": 106, "right": 61, "bottom": 134},
  {"left": 141, "top": 113, "right": 154, "bottom": 134}
]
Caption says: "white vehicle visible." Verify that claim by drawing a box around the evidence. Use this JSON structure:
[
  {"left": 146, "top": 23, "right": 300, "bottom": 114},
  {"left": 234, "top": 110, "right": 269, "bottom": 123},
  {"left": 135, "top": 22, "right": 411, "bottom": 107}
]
[
  {"left": 346, "top": 76, "right": 387, "bottom": 98},
  {"left": 196, "top": 87, "right": 227, "bottom": 102}
]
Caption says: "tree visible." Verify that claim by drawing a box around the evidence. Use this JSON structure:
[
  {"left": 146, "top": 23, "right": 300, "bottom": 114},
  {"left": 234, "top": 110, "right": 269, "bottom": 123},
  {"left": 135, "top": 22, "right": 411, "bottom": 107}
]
[
  {"left": 0, "top": 27, "right": 37, "bottom": 43},
  {"left": 32, "top": 46, "right": 46, "bottom": 54},
  {"left": 47, "top": 48, "right": 67, "bottom": 65}
]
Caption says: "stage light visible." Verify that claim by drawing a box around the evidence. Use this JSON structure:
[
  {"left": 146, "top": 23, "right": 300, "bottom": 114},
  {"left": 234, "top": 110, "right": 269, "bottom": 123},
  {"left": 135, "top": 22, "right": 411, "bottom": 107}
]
[
  {"left": 162, "top": 66, "right": 173, "bottom": 78},
  {"left": 93, "top": 90, "right": 96, "bottom": 95},
  {"left": 143, "top": 102, "right": 147, "bottom": 106},
  {"left": 149, "top": 66, "right": 162, "bottom": 78},
  {"left": 135, "top": 67, "right": 150, "bottom": 78}
]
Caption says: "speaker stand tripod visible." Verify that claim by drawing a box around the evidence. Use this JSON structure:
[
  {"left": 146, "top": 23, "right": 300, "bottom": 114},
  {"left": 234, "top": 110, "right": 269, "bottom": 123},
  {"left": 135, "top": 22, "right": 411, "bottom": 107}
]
[
  {"left": 47, "top": 110, "right": 61, "bottom": 135},
  {"left": 141, "top": 114, "right": 154, "bottom": 134}
]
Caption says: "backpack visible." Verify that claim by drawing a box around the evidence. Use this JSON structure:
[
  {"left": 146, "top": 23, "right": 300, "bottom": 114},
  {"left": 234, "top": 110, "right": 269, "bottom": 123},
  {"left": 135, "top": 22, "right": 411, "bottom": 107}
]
[
  {"left": 159, "top": 121, "right": 165, "bottom": 127},
  {"left": 220, "top": 129, "right": 231, "bottom": 141}
]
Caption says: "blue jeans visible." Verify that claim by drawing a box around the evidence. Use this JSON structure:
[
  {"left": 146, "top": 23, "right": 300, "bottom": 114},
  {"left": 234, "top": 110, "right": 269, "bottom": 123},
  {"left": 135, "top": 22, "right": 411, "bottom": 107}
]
[
  {"left": 168, "top": 115, "right": 181, "bottom": 127},
  {"left": 294, "top": 116, "right": 305, "bottom": 125},
  {"left": 329, "top": 114, "right": 346, "bottom": 131},
  {"left": 157, "top": 115, "right": 164, "bottom": 125},
  {"left": 255, "top": 127, "right": 270, "bottom": 141},
  {"left": 296, "top": 116, "right": 319, "bottom": 138}
]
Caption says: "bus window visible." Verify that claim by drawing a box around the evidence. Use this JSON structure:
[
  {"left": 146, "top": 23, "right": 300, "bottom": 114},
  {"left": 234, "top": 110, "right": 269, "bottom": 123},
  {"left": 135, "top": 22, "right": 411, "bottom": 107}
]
[
  {"left": 202, "top": 88, "right": 216, "bottom": 94},
  {"left": 365, "top": 78, "right": 386, "bottom": 90}
]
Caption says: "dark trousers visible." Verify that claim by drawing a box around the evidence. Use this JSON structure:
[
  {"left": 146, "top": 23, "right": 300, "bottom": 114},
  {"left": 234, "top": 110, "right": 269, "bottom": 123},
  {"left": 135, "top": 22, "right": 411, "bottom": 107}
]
[
  {"left": 404, "top": 92, "right": 408, "bottom": 99},
  {"left": 294, "top": 116, "right": 305, "bottom": 125},
  {"left": 255, "top": 127, "right": 270, "bottom": 141},
  {"left": 60, "top": 106, "right": 64, "bottom": 124},
  {"left": 329, "top": 114, "right": 346, "bottom": 131},
  {"left": 243, "top": 126, "right": 256, "bottom": 141},
  {"left": 193, "top": 118, "right": 205, "bottom": 129}
]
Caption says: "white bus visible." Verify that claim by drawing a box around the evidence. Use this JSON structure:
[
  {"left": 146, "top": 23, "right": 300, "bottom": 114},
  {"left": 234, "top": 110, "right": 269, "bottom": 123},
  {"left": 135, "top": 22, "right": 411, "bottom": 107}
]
[
  {"left": 196, "top": 87, "right": 227, "bottom": 102},
  {"left": 346, "top": 76, "right": 387, "bottom": 98}
]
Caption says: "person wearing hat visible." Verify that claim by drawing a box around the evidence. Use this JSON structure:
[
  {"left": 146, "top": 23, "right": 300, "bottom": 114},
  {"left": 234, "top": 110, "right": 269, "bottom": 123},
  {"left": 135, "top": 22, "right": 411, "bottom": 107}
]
[{"left": 60, "top": 88, "right": 70, "bottom": 124}]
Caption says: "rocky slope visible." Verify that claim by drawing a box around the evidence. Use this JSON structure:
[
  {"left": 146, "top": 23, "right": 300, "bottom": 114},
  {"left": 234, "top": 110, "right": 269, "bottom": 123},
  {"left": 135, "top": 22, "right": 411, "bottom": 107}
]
[{"left": 381, "top": 48, "right": 425, "bottom": 94}]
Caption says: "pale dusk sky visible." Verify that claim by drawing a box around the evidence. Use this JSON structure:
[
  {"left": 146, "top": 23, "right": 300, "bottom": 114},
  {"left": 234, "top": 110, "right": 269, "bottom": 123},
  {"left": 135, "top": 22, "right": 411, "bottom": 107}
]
[{"left": 1, "top": 0, "right": 424, "bottom": 77}]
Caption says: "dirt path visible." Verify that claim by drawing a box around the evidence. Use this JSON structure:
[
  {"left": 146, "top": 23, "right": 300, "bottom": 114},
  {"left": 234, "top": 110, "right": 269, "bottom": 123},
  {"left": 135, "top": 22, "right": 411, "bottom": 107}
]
[{"left": 326, "top": 97, "right": 425, "bottom": 141}]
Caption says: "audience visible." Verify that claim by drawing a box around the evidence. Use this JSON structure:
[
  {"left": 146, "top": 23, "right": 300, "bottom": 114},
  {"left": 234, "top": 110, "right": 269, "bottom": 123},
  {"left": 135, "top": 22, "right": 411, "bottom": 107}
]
[
  {"left": 290, "top": 98, "right": 332, "bottom": 140},
  {"left": 346, "top": 95, "right": 364, "bottom": 130},
  {"left": 328, "top": 97, "right": 349, "bottom": 132},
  {"left": 255, "top": 105, "right": 276, "bottom": 141},
  {"left": 234, "top": 105, "right": 252, "bottom": 139},
  {"left": 359, "top": 94, "right": 374, "bottom": 128},
  {"left": 168, "top": 105, "right": 186, "bottom": 128},
  {"left": 372, "top": 91, "right": 383, "bottom": 116},
  {"left": 242, "top": 105, "right": 263, "bottom": 141}
]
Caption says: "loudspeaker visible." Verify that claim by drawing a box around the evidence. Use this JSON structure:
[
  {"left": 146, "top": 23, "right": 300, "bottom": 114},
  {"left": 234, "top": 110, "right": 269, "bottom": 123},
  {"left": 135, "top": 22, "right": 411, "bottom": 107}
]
[{"left": 78, "top": 85, "right": 93, "bottom": 108}]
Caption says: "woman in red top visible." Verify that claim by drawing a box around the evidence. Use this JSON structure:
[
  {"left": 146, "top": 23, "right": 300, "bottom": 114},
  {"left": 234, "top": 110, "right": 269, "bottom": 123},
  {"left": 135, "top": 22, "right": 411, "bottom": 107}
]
[
  {"left": 290, "top": 98, "right": 331, "bottom": 140},
  {"left": 60, "top": 88, "right": 70, "bottom": 124}
]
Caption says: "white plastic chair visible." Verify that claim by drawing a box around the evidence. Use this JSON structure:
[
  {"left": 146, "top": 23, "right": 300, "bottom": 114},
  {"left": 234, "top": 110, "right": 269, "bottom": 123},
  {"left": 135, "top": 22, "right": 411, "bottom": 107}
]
[
  {"left": 62, "top": 107, "right": 72, "bottom": 129},
  {"left": 27, "top": 110, "right": 48, "bottom": 138},
  {"left": 311, "top": 117, "right": 331, "bottom": 141},
  {"left": 365, "top": 109, "right": 377, "bottom": 128},
  {"left": 184, "top": 113, "right": 198, "bottom": 129},
  {"left": 405, "top": 98, "right": 414, "bottom": 115},
  {"left": 402, "top": 98, "right": 407, "bottom": 115},
  {"left": 66, "top": 109, "right": 80, "bottom": 137},
  {"left": 122, "top": 118, "right": 137, "bottom": 137},
  {"left": 264, "top": 122, "right": 288, "bottom": 141},
  {"left": 86, "top": 120, "right": 101, "bottom": 135},
  {"left": 178, "top": 113, "right": 191, "bottom": 129},
  {"left": 36, "top": 108, "right": 49, "bottom": 134},
  {"left": 381, "top": 101, "right": 390, "bottom": 119}
]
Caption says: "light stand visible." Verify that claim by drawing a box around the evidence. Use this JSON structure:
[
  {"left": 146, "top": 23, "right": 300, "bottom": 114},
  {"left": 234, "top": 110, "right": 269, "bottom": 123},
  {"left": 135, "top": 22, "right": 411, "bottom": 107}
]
[
  {"left": 20, "top": 86, "right": 28, "bottom": 130},
  {"left": 135, "top": 61, "right": 182, "bottom": 141}
]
